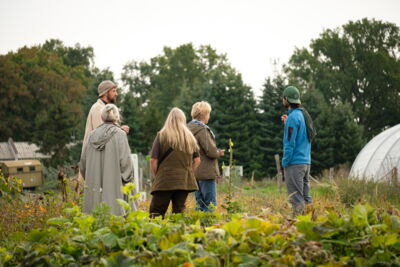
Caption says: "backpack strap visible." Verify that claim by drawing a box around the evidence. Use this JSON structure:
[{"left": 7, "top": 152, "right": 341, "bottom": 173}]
[
  {"left": 157, "top": 148, "right": 173, "bottom": 169},
  {"left": 300, "top": 107, "right": 317, "bottom": 142}
]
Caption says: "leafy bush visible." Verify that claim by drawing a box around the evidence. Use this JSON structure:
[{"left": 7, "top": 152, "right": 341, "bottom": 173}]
[
  {"left": 0, "top": 170, "right": 23, "bottom": 201},
  {"left": 1, "top": 204, "right": 399, "bottom": 266},
  {"left": 0, "top": 191, "right": 65, "bottom": 244}
]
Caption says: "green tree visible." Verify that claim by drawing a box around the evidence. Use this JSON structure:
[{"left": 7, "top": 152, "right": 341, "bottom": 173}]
[
  {"left": 300, "top": 87, "right": 364, "bottom": 175},
  {"left": 285, "top": 18, "right": 400, "bottom": 138},
  {"left": 330, "top": 102, "right": 365, "bottom": 167},
  {"left": 120, "top": 91, "right": 148, "bottom": 154},
  {"left": 257, "top": 76, "right": 286, "bottom": 178},
  {"left": 301, "top": 88, "right": 335, "bottom": 174},
  {"left": 0, "top": 43, "right": 90, "bottom": 166},
  {"left": 121, "top": 44, "right": 260, "bottom": 177},
  {"left": 68, "top": 68, "right": 115, "bottom": 163}
]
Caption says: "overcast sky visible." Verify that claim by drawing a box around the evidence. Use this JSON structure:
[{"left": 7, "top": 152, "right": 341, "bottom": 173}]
[{"left": 1, "top": 0, "right": 399, "bottom": 96}]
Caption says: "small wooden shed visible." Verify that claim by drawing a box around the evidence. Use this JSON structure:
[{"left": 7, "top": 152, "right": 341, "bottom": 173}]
[{"left": 0, "top": 160, "right": 44, "bottom": 188}]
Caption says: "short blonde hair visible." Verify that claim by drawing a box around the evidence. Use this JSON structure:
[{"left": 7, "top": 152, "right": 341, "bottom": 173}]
[
  {"left": 191, "top": 101, "right": 212, "bottom": 120},
  {"left": 101, "top": 104, "right": 121, "bottom": 125}
]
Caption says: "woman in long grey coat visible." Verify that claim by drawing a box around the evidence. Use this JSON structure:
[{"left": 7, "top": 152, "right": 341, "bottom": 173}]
[{"left": 80, "top": 104, "right": 134, "bottom": 216}]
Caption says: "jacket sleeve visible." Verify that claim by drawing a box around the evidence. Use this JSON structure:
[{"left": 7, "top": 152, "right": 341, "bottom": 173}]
[
  {"left": 118, "top": 131, "right": 134, "bottom": 183},
  {"left": 282, "top": 116, "right": 298, "bottom": 168},
  {"left": 196, "top": 128, "right": 220, "bottom": 159}
]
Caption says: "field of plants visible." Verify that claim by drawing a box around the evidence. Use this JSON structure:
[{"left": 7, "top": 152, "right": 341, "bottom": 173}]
[{"left": 1, "top": 170, "right": 400, "bottom": 266}]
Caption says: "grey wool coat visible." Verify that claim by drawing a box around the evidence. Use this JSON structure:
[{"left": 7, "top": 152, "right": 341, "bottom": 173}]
[{"left": 80, "top": 123, "right": 134, "bottom": 216}]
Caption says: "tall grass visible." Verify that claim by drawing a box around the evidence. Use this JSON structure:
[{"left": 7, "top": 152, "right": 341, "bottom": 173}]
[{"left": 334, "top": 176, "right": 400, "bottom": 208}]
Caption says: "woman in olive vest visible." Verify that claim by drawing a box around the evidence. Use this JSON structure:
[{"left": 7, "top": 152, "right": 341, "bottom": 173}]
[
  {"left": 149, "top": 107, "right": 200, "bottom": 218},
  {"left": 187, "top": 101, "right": 224, "bottom": 212}
]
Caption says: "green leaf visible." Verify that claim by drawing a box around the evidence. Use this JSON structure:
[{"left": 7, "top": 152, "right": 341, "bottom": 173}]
[
  {"left": 121, "top": 183, "right": 135, "bottom": 195},
  {"left": 223, "top": 219, "right": 243, "bottom": 236},
  {"left": 116, "top": 199, "right": 131, "bottom": 213},
  {"left": 352, "top": 205, "right": 369, "bottom": 228},
  {"left": 74, "top": 215, "right": 94, "bottom": 232},
  {"left": 295, "top": 214, "right": 320, "bottom": 240},
  {"left": 27, "top": 229, "right": 49, "bottom": 243},
  {"left": 47, "top": 217, "right": 68, "bottom": 226},
  {"left": 102, "top": 232, "right": 119, "bottom": 248}
]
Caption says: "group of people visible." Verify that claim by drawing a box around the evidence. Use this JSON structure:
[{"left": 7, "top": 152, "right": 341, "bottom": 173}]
[{"left": 79, "top": 80, "right": 314, "bottom": 217}]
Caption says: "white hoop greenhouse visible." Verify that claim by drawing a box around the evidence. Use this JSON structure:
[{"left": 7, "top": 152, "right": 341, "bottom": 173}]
[{"left": 349, "top": 124, "right": 400, "bottom": 181}]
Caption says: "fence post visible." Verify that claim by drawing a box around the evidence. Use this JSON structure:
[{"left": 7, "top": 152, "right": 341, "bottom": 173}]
[
  {"left": 329, "top": 167, "right": 334, "bottom": 182},
  {"left": 139, "top": 168, "right": 143, "bottom": 191},
  {"left": 274, "top": 154, "right": 283, "bottom": 193}
]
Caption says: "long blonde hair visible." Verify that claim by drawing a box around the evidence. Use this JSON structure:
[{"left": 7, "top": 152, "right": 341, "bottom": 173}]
[{"left": 159, "top": 107, "right": 199, "bottom": 154}]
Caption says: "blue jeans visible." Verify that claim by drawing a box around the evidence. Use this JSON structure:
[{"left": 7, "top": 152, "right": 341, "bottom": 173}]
[{"left": 195, "top": 179, "right": 217, "bottom": 212}]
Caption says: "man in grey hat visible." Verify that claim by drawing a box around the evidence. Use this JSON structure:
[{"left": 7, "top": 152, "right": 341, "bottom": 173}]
[{"left": 82, "top": 80, "right": 129, "bottom": 149}]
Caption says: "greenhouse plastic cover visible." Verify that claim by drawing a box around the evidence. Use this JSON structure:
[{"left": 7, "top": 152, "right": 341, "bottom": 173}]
[{"left": 349, "top": 124, "right": 400, "bottom": 181}]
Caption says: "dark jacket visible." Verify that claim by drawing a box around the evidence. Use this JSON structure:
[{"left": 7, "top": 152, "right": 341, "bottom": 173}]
[
  {"left": 150, "top": 134, "right": 198, "bottom": 194},
  {"left": 187, "top": 122, "right": 221, "bottom": 180}
]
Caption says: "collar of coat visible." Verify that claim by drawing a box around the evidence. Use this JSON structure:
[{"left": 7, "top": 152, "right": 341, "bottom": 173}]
[{"left": 188, "top": 120, "right": 215, "bottom": 139}]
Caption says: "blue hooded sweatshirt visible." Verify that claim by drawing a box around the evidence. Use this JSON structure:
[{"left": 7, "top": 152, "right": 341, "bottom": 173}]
[{"left": 282, "top": 108, "right": 311, "bottom": 168}]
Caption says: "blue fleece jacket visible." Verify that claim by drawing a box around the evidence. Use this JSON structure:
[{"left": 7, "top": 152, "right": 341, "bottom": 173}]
[{"left": 282, "top": 108, "right": 311, "bottom": 168}]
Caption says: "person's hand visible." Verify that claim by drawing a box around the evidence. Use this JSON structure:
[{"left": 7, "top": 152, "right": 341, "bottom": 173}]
[
  {"left": 219, "top": 149, "right": 225, "bottom": 156},
  {"left": 121, "top": 125, "right": 130, "bottom": 134},
  {"left": 281, "top": 114, "right": 288, "bottom": 124}
]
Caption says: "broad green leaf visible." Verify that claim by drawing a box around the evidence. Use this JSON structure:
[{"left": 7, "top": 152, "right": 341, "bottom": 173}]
[
  {"left": 102, "top": 232, "right": 119, "bottom": 248},
  {"left": 223, "top": 219, "right": 243, "bottom": 236},
  {"left": 47, "top": 217, "right": 68, "bottom": 226},
  {"left": 74, "top": 215, "right": 94, "bottom": 232},
  {"left": 116, "top": 198, "right": 131, "bottom": 213},
  {"left": 352, "top": 205, "right": 369, "bottom": 228},
  {"left": 27, "top": 229, "right": 49, "bottom": 242}
]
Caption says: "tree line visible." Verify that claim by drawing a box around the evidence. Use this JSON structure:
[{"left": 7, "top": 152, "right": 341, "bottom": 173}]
[{"left": 0, "top": 18, "right": 399, "bottom": 178}]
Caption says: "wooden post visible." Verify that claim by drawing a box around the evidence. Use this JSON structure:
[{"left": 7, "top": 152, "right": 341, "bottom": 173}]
[
  {"left": 329, "top": 167, "right": 334, "bottom": 182},
  {"left": 250, "top": 171, "right": 255, "bottom": 187},
  {"left": 274, "top": 154, "right": 283, "bottom": 193},
  {"left": 139, "top": 168, "right": 143, "bottom": 191}
]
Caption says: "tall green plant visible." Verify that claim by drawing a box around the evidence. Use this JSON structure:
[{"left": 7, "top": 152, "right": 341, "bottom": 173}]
[{"left": 222, "top": 139, "right": 242, "bottom": 213}]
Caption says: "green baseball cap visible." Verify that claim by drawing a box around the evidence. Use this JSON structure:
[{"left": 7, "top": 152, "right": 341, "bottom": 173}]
[{"left": 283, "top": 86, "right": 301, "bottom": 104}]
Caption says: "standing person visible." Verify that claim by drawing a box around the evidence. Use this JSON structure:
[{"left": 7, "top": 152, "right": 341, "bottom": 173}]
[
  {"left": 187, "top": 101, "right": 224, "bottom": 212},
  {"left": 80, "top": 104, "right": 134, "bottom": 216},
  {"left": 149, "top": 107, "right": 200, "bottom": 218},
  {"left": 82, "top": 80, "right": 129, "bottom": 151},
  {"left": 281, "top": 86, "right": 314, "bottom": 215},
  {"left": 79, "top": 80, "right": 130, "bottom": 195}
]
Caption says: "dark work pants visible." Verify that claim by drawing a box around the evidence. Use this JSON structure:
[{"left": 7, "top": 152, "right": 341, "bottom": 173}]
[
  {"left": 284, "top": 164, "right": 312, "bottom": 215},
  {"left": 149, "top": 190, "right": 189, "bottom": 218}
]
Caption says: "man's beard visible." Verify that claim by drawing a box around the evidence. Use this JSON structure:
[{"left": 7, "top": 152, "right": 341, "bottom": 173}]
[{"left": 107, "top": 95, "right": 116, "bottom": 103}]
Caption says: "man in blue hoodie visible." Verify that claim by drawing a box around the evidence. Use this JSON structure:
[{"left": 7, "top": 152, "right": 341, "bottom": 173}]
[{"left": 281, "top": 86, "right": 312, "bottom": 215}]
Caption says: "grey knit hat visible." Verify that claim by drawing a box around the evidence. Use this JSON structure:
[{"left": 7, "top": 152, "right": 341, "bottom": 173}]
[{"left": 98, "top": 80, "right": 117, "bottom": 97}]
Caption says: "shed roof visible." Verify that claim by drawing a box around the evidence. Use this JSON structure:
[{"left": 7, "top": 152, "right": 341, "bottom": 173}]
[
  {"left": 0, "top": 159, "right": 41, "bottom": 167},
  {"left": 0, "top": 138, "right": 50, "bottom": 160}
]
